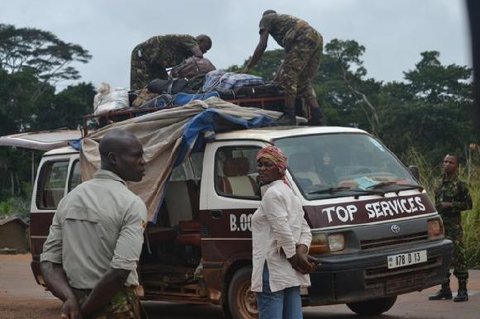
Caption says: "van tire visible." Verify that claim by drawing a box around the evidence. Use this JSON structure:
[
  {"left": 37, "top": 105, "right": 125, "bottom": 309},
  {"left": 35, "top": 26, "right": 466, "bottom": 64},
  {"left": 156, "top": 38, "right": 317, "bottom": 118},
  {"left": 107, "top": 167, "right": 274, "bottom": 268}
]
[
  {"left": 226, "top": 266, "right": 258, "bottom": 319},
  {"left": 346, "top": 296, "right": 397, "bottom": 315}
]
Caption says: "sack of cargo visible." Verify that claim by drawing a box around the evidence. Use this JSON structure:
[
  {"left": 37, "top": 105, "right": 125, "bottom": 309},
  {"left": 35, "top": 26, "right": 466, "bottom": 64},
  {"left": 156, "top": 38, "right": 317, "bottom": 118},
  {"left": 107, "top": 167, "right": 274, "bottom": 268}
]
[
  {"left": 202, "top": 70, "right": 264, "bottom": 92},
  {"left": 93, "top": 83, "right": 129, "bottom": 115},
  {"left": 170, "top": 56, "right": 216, "bottom": 79}
]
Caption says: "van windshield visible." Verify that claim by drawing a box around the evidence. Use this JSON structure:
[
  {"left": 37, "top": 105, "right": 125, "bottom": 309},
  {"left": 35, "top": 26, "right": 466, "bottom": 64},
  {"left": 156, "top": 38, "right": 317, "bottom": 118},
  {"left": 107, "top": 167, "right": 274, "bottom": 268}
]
[{"left": 275, "top": 133, "right": 418, "bottom": 200}]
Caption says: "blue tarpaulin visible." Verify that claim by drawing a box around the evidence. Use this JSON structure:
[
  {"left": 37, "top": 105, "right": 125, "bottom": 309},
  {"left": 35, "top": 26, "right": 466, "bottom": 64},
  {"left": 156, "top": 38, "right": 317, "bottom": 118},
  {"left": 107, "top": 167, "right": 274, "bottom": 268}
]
[{"left": 174, "top": 108, "right": 273, "bottom": 166}]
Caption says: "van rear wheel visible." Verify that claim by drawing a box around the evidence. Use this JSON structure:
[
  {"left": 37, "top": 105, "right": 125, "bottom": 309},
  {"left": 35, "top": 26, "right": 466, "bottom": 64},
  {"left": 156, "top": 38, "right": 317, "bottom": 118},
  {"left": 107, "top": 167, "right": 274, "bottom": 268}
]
[
  {"left": 347, "top": 296, "right": 397, "bottom": 315},
  {"left": 226, "top": 266, "right": 258, "bottom": 319}
]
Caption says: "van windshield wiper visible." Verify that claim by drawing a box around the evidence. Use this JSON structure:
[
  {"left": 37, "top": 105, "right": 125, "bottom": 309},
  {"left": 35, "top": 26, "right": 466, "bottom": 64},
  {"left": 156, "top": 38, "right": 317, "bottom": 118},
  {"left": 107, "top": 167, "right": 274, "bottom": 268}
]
[
  {"left": 308, "top": 186, "right": 385, "bottom": 197},
  {"left": 367, "top": 181, "right": 424, "bottom": 192}
]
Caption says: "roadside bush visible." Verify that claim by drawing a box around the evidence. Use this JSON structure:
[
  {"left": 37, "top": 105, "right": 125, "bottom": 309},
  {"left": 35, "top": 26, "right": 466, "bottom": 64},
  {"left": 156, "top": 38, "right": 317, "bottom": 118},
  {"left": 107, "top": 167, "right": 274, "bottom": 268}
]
[
  {"left": 0, "top": 196, "right": 31, "bottom": 222},
  {"left": 0, "top": 199, "right": 12, "bottom": 216}
]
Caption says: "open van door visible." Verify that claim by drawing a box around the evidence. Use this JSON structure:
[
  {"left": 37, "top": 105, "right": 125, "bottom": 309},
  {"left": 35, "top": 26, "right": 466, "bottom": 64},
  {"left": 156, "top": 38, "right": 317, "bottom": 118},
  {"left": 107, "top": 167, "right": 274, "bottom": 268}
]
[
  {"left": 0, "top": 129, "right": 82, "bottom": 184},
  {"left": 0, "top": 129, "right": 82, "bottom": 286},
  {"left": 0, "top": 129, "right": 81, "bottom": 151}
]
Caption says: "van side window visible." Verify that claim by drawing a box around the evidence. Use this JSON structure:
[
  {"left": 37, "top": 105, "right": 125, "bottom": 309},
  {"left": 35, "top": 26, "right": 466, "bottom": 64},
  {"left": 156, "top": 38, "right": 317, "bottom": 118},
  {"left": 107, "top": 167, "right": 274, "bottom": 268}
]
[
  {"left": 36, "top": 160, "right": 69, "bottom": 209},
  {"left": 160, "top": 152, "right": 204, "bottom": 227},
  {"left": 68, "top": 160, "right": 81, "bottom": 191},
  {"left": 215, "top": 146, "right": 260, "bottom": 199},
  {"left": 190, "top": 152, "right": 203, "bottom": 180}
]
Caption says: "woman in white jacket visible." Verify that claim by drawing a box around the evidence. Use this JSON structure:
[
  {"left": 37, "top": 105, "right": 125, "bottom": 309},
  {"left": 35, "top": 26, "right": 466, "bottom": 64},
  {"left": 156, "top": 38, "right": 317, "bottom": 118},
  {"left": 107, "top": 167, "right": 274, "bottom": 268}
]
[{"left": 251, "top": 145, "right": 315, "bottom": 319}]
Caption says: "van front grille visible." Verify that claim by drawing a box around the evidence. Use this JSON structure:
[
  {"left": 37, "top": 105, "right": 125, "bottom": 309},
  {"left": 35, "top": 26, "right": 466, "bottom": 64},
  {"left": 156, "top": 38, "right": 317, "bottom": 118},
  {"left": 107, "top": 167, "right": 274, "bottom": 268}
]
[
  {"left": 364, "top": 255, "right": 442, "bottom": 295},
  {"left": 360, "top": 232, "right": 428, "bottom": 250}
]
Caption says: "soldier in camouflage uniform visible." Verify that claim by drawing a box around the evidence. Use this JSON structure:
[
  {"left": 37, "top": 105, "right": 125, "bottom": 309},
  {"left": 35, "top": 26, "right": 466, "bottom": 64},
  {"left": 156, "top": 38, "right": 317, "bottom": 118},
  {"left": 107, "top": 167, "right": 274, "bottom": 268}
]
[
  {"left": 244, "top": 10, "right": 324, "bottom": 126},
  {"left": 429, "top": 153, "right": 472, "bottom": 302},
  {"left": 130, "top": 34, "right": 212, "bottom": 90}
]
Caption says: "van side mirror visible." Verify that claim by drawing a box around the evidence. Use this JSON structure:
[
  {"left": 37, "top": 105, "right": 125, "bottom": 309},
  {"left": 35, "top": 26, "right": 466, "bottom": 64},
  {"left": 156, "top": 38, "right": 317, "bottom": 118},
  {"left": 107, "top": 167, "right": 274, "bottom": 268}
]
[{"left": 408, "top": 165, "right": 420, "bottom": 181}]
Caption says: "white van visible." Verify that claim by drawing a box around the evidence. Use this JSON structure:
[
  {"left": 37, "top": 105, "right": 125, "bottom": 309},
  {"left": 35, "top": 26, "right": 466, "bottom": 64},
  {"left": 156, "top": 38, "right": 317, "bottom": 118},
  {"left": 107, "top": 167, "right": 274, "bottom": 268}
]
[{"left": 26, "top": 123, "right": 452, "bottom": 318}]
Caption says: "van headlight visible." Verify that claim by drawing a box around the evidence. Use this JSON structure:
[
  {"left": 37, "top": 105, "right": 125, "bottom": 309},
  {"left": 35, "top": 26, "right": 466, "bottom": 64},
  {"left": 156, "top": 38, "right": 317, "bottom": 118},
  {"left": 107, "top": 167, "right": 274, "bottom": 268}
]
[
  {"left": 309, "top": 233, "right": 345, "bottom": 254},
  {"left": 428, "top": 217, "right": 445, "bottom": 240},
  {"left": 328, "top": 233, "right": 345, "bottom": 252}
]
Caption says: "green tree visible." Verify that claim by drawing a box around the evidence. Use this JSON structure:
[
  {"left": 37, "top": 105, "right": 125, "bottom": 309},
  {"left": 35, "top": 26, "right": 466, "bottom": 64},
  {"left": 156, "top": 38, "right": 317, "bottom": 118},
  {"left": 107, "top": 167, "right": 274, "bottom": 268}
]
[
  {"left": 34, "top": 82, "right": 96, "bottom": 130},
  {"left": 0, "top": 24, "right": 94, "bottom": 134},
  {"left": 0, "top": 68, "right": 54, "bottom": 135},
  {"left": 379, "top": 51, "right": 473, "bottom": 164},
  {"left": 0, "top": 147, "right": 34, "bottom": 201},
  {"left": 404, "top": 51, "right": 472, "bottom": 104},
  {"left": 244, "top": 49, "right": 285, "bottom": 81},
  {"left": 226, "top": 49, "right": 285, "bottom": 82},
  {"left": 318, "top": 39, "right": 382, "bottom": 133},
  {"left": 0, "top": 24, "right": 93, "bottom": 205},
  {"left": 0, "top": 24, "right": 91, "bottom": 87}
]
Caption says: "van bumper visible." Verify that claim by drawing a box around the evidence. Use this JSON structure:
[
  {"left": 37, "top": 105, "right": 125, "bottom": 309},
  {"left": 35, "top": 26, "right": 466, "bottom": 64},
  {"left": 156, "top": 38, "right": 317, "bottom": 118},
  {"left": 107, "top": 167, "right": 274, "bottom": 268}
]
[{"left": 306, "top": 239, "right": 453, "bottom": 306}]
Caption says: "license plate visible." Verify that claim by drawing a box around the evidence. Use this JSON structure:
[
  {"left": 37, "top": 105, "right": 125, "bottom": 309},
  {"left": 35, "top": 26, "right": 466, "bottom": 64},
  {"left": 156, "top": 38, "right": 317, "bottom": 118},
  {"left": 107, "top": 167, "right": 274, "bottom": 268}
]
[{"left": 387, "top": 250, "right": 427, "bottom": 269}]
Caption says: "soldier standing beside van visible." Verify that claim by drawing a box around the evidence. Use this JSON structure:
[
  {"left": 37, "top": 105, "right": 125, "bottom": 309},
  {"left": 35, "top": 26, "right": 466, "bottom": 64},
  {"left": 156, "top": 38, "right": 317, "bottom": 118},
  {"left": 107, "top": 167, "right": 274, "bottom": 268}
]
[
  {"left": 40, "top": 129, "right": 148, "bottom": 319},
  {"left": 244, "top": 10, "right": 325, "bottom": 126},
  {"left": 429, "top": 153, "right": 472, "bottom": 302},
  {"left": 130, "top": 34, "right": 212, "bottom": 90}
]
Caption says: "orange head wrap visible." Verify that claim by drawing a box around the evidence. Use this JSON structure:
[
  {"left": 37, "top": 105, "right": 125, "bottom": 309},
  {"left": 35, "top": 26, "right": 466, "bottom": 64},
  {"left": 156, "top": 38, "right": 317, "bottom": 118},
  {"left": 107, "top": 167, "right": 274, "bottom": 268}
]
[{"left": 256, "top": 145, "right": 288, "bottom": 176}]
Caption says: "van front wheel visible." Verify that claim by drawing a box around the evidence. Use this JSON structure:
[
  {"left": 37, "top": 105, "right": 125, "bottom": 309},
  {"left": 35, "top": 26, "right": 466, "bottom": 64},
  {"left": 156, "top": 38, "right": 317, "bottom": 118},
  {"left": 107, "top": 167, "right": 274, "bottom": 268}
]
[
  {"left": 346, "top": 296, "right": 397, "bottom": 315},
  {"left": 227, "top": 266, "right": 258, "bottom": 319}
]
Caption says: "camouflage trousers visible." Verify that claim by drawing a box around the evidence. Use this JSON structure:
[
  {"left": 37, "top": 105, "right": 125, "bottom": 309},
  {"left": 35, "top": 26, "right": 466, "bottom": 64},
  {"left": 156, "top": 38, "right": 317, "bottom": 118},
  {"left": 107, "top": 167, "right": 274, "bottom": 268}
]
[
  {"left": 443, "top": 218, "right": 469, "bottom": 280},
  {"left": 275, "top": 27, "right": 323, "bottom": 101},
  {"left": 73, "top": 286, "right": 146, "bottom": 319}
]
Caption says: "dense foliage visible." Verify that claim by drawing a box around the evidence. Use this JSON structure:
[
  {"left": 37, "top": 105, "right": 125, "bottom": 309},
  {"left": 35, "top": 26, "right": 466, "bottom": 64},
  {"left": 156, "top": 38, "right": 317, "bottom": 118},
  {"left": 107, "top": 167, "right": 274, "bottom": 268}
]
[{"left": 0, "top": 24, "right": 95, "bottom": 218}]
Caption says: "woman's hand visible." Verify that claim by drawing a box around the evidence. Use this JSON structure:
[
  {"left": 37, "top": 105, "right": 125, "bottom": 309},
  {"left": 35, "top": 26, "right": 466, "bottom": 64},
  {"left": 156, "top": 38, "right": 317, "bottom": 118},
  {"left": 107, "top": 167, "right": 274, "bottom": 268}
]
[{"left": 287, "top": 245, "right": 319, "bottom": 274}]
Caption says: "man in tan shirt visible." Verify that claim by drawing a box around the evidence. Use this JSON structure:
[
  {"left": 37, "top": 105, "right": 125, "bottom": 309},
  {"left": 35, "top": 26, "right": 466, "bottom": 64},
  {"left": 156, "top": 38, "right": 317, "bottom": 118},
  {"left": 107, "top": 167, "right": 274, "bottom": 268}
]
[{"left": 40, "top": 129, "right": 147, "bottom": 319}]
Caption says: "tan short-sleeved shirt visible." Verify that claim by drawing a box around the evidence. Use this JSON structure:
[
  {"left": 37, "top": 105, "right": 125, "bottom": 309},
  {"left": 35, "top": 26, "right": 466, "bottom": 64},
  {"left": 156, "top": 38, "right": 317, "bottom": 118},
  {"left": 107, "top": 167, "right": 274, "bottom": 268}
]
[{"left": 41, "top": 170, "right": 147, "bottom": 289}]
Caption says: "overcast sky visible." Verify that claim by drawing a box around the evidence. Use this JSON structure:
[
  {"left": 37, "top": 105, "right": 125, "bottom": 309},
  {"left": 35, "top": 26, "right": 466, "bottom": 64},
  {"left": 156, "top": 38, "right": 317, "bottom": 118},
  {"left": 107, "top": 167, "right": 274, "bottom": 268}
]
[{"left": 0, "top": 0, "right": 472, "bottom": 91}]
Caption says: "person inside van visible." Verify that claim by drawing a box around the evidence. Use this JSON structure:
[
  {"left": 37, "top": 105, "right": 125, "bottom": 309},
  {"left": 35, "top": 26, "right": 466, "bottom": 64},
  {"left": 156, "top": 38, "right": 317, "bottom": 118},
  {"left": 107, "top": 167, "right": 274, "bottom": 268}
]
[{"left": 251, "top": 145, "right": 315, "bottom": 318}]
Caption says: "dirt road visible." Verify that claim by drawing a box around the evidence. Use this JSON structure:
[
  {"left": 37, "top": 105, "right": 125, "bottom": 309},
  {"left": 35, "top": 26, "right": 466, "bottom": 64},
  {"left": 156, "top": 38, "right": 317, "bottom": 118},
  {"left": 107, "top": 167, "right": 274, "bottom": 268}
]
[
  {"left": 0, "top": 254, "right": 59, "bottom": 319},
  {"left": 0, "top": 254, "right": 478, "bottom": 319}
]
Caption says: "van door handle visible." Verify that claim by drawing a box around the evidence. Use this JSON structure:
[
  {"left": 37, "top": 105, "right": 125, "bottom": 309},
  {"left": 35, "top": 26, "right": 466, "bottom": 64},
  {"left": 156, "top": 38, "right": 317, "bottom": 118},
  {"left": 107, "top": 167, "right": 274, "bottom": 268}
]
[{"left": 210, "top": 210, "right": 223, "bottom": 219}]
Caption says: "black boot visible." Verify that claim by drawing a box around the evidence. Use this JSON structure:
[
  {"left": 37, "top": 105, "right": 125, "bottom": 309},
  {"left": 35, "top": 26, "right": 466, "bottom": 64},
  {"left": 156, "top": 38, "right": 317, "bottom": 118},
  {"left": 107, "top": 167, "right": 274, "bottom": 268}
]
[
  {"left": 309, "top": 108, "right": 325, "bottom": 126},
  {"left": 428, "top": 282, "right": 452, "bottom": 300},
  {"left": 454, "top": 279, "right": 468, "bottom": 302}
]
